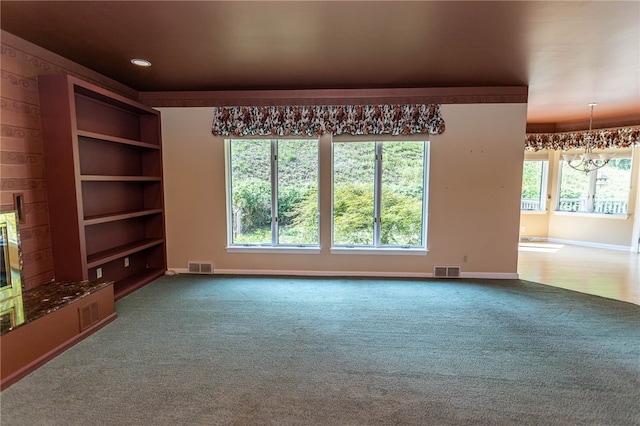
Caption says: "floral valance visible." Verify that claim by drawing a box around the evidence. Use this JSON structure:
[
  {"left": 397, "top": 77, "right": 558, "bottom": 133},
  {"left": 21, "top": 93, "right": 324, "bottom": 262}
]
[
  {"left": 525, "top": 127, "right": 640, "bottom": 151},
  {"left": 211, "top": 104, "right": 445, "bottom": 137}
]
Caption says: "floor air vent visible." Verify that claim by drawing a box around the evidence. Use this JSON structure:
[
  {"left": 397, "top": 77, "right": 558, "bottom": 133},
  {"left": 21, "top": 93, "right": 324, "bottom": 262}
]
[
  {"left": 188, "top": 262, "right": 214, "bottom": 274},
  {"left": 434, "top": 266, "right": 461, "bottom": 278},
  {"left": 79, "top": 301, "right": 99, "bottom": 331}
]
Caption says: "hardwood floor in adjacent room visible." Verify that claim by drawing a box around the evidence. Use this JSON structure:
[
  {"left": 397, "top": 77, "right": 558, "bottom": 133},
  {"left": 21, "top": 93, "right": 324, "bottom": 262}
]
[{"left": 518, "top": 242, "right": 640, "bottom": 305}]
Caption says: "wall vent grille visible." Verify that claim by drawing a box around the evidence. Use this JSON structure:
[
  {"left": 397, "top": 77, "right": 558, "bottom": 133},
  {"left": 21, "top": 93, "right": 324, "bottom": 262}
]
[
  {"left": 79, "top": 301, "right": 99, "bottom": 331},
  {"left": 434, "top": 266, "right": 461, "bottom": 278},
  {"left": 187, "top": 262, "right": 214, "bottom": 274}
]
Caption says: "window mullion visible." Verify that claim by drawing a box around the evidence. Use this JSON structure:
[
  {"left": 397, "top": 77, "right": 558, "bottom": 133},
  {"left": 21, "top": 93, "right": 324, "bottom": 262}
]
[
  {"left": 421, "top": 142, "right": 429, "bottom": 246},
  {"left": 588, "top": 170, "right": 597, "bottom": 212},
  {"left": 271, "top": 140, "right": 278, "bottom": 245},
  {"left": 374, "top": 142, "right": 383, "bottom": 247},
  {"left": 540, "top": 161, "right": 549, "bottom": 210}
]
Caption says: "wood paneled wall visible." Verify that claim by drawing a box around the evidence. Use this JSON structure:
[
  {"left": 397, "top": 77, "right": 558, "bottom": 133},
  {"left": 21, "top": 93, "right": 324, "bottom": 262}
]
[{"left": 0, "top": 31, "right": 138, "bottom": 289}]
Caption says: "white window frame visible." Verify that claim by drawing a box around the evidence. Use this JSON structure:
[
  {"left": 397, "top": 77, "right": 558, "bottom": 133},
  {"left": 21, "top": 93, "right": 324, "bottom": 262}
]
[
  {"left": 556, "top": 155, "right": 632, "bottom": 216},
  {"left": 225, "top": 138, "right": 320, "bottom": 252},
  {"left": 330, "top": 140, "right": 429, "bottom": 254},
  {"left": 521, "top": 160, "right": 549, "bottom": 212}
]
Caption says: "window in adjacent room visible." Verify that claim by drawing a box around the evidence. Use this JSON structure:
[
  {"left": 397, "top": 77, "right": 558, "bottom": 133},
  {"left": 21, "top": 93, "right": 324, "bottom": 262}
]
[
  {"left": 226, "top": 139, "right": 319, "bottom": 247},
  {"left": 521, "top": 160, "right": 548, "bottom": 211},
  {"left": 557, "top": 156, "right": 632, "bottom": 214},
  {"left": 332, "top": 141, "right": 429, "bottom": 249}
]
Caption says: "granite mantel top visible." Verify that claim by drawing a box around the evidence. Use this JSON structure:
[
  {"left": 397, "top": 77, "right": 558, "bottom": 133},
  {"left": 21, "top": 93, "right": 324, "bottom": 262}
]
[{"left": 1, "top": 280, "right": 113, "bottom": 335}]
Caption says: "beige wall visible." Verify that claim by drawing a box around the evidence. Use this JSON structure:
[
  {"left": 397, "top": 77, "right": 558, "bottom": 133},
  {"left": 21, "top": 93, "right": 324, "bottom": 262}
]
[
  {"left": 520, "top": 147, "right": 638, "bottom": 249},
  {"left": 160, "top": 103, "right": 527, "bottom": 278},
  {"left": 519, "top": 213, "right": 550, "bottom": 239}
]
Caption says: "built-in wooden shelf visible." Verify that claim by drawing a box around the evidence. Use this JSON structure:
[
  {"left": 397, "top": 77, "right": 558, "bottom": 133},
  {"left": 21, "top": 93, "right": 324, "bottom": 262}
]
[
  {"left": 76, "top": 130, "right": 161, "bottom": 150},
  {"left": 83, "top": 208, "right": 164, "bottom": 225},
  {"left": 80, "top": 176, "right": 162, "bottom": 182},
  {"left": 86, "top": 238, "right": 165, "bottom": 267},
  {"left": 38, "top": 74, "right": 167, "bottom": 300},
  {"left": 114, "top": 268, "right": 165, "bottom": 300}
]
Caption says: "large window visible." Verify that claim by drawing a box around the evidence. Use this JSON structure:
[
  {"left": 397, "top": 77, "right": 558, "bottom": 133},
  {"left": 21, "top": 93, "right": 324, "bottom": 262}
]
[
  {"left": 557, "top": 157, "right": 632, "bottom": 214},
  {"left": 521, "top": 160, "right": 548, "bottom": 211},
  {"left": 332, "top": 141, "right": 428, "bottom": 248},
  {"left": 227, "top": 139, "right": 319, "bottom": 246}
]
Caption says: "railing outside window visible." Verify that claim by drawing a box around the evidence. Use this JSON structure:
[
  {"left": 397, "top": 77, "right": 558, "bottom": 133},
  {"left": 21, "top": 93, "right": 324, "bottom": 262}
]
[
  {"left": 594, "top": 199, "right": 628, "bottom": 214},
  {"left": 557, "top": 198, "right": 586, "bottom": 212},
  {"left": 557, "top": 158, "right": 632, "bottom": 215},
  {"left": 521, "top": 199, "right": 542, "bottom": 210},
  {"left": 557, "top": 198, "right": 628, "bottom": 214}
]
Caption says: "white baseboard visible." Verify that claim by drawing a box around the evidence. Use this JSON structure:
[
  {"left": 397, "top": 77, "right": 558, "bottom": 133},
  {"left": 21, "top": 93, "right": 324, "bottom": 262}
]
[
  {"left": 167, "top": 268, "right": 208, "bottom": 275},
  {"left": 460, "top": 272, "right": 519, "bottom": 279},
  {"left": 167, "top": 268, "right": 518, "bottom": 280},
  {"left": 547, "top": 238, "right": 631, "bottom": 252},
  {"left": 519, "top": 236, "right": 548, "bottom": 242}
]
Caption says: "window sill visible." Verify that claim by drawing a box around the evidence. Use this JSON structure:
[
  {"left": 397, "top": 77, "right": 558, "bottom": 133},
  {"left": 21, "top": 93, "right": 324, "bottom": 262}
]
[
  {"left": 226, "top": 246, "right": 320, "bottom": 254},
  {"left": 330, "top": 247, "right": 428, "bottom": 255},
  {"left": 521, "top": 210, "right": 547, "bottom": 215},
  {"left": 553, "top": 211, "right": 630, "bottom": 220}
]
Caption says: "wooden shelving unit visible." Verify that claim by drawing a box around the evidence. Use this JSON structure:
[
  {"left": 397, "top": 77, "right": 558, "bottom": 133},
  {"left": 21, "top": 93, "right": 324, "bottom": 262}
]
[{"left": 38, "top": 74, "right": 166, "bottom": 300}]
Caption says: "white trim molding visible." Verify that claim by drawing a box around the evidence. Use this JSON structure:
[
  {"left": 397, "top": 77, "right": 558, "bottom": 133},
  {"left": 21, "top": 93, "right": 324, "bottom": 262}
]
[
  {"left": 167, "top": 268, "right": 519, "bottom": 280},
  {"left": 547, "top": 238, "right": 631, "bottom": 252},
  {"left": 226, "top": 246, "right": 321, "bottom": 254},
  {"left": 329, "top": 247, "right": 428, "bottom": 256},
  {"left": 460, "top": 272, "right": 519, "bottom": 279},
  {"left": 553, "top": 211, "right": 630, "bottom": 220}
]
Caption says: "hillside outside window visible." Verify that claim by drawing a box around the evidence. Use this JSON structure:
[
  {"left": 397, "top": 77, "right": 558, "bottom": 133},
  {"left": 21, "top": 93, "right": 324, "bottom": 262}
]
[
  {"left": 332, "top": 141, "right": 429, "bottom": 249},
  {"left": 226, "top": 139, "right": 319, "bottom": 247}
]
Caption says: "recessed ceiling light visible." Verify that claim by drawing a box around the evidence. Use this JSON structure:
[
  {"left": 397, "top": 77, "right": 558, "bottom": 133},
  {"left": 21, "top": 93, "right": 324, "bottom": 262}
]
[{"left": 130, "top": 58, "right": 152, "bottom": 67}]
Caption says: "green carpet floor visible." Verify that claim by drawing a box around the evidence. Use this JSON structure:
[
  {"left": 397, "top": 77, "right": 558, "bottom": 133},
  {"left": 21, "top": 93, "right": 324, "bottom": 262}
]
[{"left": 1, "top": 275, "right": 639, "bottom": 425}]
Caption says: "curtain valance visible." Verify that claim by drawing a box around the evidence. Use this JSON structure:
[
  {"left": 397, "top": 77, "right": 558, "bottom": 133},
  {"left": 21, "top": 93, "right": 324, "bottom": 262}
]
[
  {"left": 525, "top": 127, "right": 639, "bottom": 151},
  {"left": 211, "top": 104, "right": 445, "bottom": 137}
]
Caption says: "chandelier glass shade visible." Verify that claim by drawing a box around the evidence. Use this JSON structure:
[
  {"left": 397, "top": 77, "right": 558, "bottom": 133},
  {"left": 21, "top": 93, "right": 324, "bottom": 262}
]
[{"left": 562, "top": 103, "right": 615, "bottom": 174}]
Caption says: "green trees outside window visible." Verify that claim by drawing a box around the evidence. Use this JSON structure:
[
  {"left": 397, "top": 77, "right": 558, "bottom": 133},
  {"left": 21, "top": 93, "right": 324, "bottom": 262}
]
[
  {"left": 227, "top": 139, "right": 428, "bottom": 249},
  {"left": 228, "top": 139, "right": 319, "bottom": 245},
  {"left": 333, "top": 143, "right": 376, "bottom": 245},
  {"left": 333, "top": 141, "right": 428, "bottom": 248},
  {"left": 521, "top": 161, "right": 548, "bottom": 211},
  {"left": 558, "top": 157, "right": 632, "bottom": 214}
]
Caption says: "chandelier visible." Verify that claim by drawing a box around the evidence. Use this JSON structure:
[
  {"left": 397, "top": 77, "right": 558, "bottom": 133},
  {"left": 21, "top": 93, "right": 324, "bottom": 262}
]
[{"left": 562, "top": 103, "right": 614, "bottom": 174}]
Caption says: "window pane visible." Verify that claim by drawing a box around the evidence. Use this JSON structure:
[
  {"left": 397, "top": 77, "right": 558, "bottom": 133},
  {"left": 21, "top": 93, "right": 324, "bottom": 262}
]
[
  {"left": 380, "top": 142, "right": 424, "bottom": 246},
  {"left": 278, "top": 139, "right": 319, "bottom": 244},
  {"left": 230, "top": 139, "right": 272, "bottom": 244},
  {"left": 594, "top": 158, "right": 632, "bottom": 214},
  {"left": 333, "top": 142, "right": 375, "bottom": 245},
  {"left": 521, "top": 161, "right": 543, "bottom": 210},
  {"left": 558, "top": 163, "right": 590, "bottom": 212}
]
